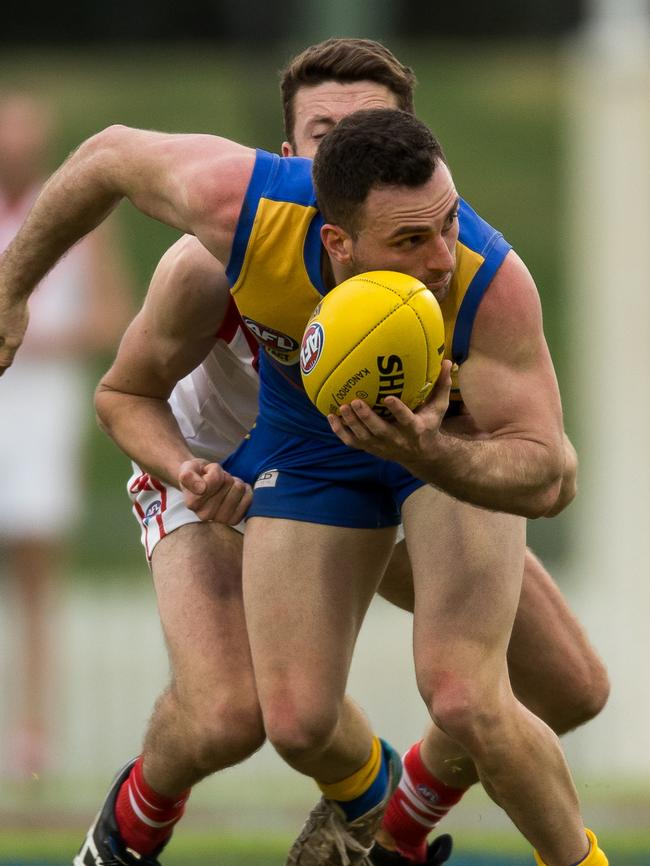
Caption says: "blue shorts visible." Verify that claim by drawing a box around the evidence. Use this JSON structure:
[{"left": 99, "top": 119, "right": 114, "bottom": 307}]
[{"left": 222, "top": 417, "right": 424, "bottom": 529}]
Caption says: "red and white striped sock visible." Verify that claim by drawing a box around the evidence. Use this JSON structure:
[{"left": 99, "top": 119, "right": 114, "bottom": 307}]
[
  {"left": 382, "top": 741, "right": 468, "bottom": 862},
  {"left": 114, "top": 757, "right": 190, "bottom": 855}
]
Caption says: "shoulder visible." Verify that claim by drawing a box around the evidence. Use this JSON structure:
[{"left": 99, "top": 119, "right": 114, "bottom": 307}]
[
  {"left": 158, "top": 234, "right": 227, "bottom": 288},
  {"left": 471, "top": 250, "right": 544, "bottom": 361},
  {"left": 146, "top": 235, "right": 231, "bottom": 338}
]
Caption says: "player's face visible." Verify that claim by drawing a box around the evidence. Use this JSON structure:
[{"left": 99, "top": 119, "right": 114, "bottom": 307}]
[
  {"left": 283, "top": 80, "right": 399, "bottom": 158},
  {"left": 347, "top": 163, "right": 459, "bottom": 303}
]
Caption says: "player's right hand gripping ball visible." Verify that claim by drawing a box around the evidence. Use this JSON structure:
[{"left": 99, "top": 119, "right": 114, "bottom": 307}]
[{"left": 300, "top": 270, "right": 445, "bottom": 417}]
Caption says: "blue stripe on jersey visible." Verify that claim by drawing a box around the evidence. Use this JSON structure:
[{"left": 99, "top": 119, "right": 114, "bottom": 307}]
[
  {"left": 258, "top": 351, "right": 333, "bottom": 439},
  {"left": 304, "top": 209, "right": 325, "bottom": 293},
  {"left": 452, "top": 200, "right": 512, "bottom": 364},
  {"left": 226, "top": 149, "right": 277, "bottom": 285},
  {"left": 264, "top": 155, "right": 319, "bottom": 207},
  {"left": 457, "top": 198, "right": 505, "bottom": 256}
]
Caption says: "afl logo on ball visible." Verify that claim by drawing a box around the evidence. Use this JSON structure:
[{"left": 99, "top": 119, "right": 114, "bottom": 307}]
[{"left": 300, "top": 322, "right": 325, "bottom": 375}]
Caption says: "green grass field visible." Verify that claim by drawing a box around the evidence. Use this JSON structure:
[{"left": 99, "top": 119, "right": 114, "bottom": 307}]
[{"left": 1, "top": 829, "right": 648, "bottom": 865}]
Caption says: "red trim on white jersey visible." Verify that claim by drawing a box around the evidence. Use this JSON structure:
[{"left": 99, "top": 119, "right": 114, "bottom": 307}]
[{"left": 217, "top": 296, "right": 260, "bottom": 370}]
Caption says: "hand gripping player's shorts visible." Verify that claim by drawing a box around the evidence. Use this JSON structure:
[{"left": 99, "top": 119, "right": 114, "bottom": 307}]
[
  {"left": 127, "top": 465, "right": 245, "bottom": 562},
  {"left": 222, "top": 416, "right": 424, "bottom": 530}
]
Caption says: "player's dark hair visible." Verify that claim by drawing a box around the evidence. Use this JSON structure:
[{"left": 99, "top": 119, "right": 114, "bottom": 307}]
[
  {"left": 280, "top": 37, "right": 417, "bottom": 145},
  {"left": 313, "top": 108, "right": 446, "bottom": 235}
]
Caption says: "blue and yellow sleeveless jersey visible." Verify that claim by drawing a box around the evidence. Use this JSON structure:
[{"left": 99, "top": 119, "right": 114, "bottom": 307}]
[{"left": 226, "top": 149, "right": 511, "bottom": 439}]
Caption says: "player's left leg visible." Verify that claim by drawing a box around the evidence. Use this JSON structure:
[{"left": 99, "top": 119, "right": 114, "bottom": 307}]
[
  {"left": 242, "top": 516, "right": 401, "bottom": 865},
  {"left": 403, "top": 485, "right": 606, "bottom": 866},
  {"left": 374, "top": 545, "right": 610, "bottom": 862},
  {"left": 378, "top": 542, "right": 609, "bottom": 734}
]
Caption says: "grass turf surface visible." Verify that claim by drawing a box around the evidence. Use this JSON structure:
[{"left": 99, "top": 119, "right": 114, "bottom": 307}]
[{"left": 1, "top": 831, "right": 648, "bottom": 865}]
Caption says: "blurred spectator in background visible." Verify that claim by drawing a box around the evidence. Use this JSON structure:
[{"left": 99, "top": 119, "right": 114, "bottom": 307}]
[{"left": 0, "top": 91, "right": 134, "bottom": 779}]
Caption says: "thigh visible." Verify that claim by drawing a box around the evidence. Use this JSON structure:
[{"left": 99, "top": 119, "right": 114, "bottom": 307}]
[
  {"left": 243, "top": 517, "right": 396, "bottom": 707},
  {"left": 403, "top": 485, "right": 526, "bottom": 687},
  {"left": 152, "top": 521, "right": 253, "bottom": 706}
]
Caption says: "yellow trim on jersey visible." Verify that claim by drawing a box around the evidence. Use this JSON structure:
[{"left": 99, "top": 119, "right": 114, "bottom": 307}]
[
  {"left": 442, "top": 241, "right": 484, "bottom": 398},
  {"left": 231, "top": 198, "right": 322, "bottom": 366}
]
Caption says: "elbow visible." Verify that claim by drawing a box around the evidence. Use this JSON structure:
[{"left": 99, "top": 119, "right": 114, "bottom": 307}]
[
  {"left": 94, "top": 381, "right": 112, "bottom": 434},
  {"left": 521, "top": 452, "right": 564, "bottom": 519},
  {"left": 75, "top": 126, "right": 121, "bottom": 166},
  {"left": 75, "top": 125, "right": 131, "bottom": 197},
  {"left": 521, "top": 476, "right": 563, "bottom": 519},
  {"left": 87, "top": 124, "right": 130, "bottom": 153}
]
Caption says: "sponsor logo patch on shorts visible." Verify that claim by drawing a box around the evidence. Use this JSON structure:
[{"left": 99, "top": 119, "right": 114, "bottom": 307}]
[
  {"left": 254, "top": 469, "right": 279, "bottom": 489},
  {"left": 143, "top": 499, "right": 162, "bottom": 526}
]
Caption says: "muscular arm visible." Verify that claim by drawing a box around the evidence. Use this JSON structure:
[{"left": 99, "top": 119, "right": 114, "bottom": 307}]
[
  {"left": 95, "top": 235, "right": 229, "bottom": 485},
  {"left": 0, "top": 124, "right": 254, "bottom": 371},
  {"left": 331, "top": 252, "right": 565, "bottom": 518}
]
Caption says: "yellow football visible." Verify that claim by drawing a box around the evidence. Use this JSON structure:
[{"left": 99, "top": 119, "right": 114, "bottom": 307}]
[{"left": 300, "top": 271, "right": 445, "bottom": 417}]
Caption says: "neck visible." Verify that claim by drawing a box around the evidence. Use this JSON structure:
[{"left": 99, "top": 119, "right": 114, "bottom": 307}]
[{"left": 320, "top": 248, "right": 337, "bottom": 291}]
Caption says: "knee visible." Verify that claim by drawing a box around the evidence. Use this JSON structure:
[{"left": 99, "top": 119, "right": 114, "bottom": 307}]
[
  {"left": 175, "top": 689, "right": 266, "bottom": 770},
  {"left": 558, "top": 655, "right": 610, "bottom": 732},
  {"left": 198, "top": 699, "right": 266, "bottom": 768},
  {"left": 422, "top": 673, "right": 508, "bottom": 758},
  {"left": 263, "top": 698, "right": 338, "bottom": 762},
  {"left": 518, "top": 648, "right": 611, "bottom": 734}
]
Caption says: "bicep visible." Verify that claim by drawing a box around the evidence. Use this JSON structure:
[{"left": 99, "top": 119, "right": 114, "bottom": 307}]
[
  {"left": 458, "top": 253, "right": 563, "bottom": 449},
  {"left": 99, "top": 127, "right": 255, "bottom": 264},
  {"left": 459, "top": 342, "right": 562, "bottom": 445}
]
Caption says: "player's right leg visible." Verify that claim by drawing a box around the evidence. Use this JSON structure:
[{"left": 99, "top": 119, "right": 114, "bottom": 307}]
[
  {"left": 74, "top": 520, "right": 264, "bottom": 865},
  {"left": 242, "top": 515, "right": 401, "bottom": 866}
]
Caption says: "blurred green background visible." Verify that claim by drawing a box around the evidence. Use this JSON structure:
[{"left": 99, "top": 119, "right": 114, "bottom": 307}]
[
  {"left": 0, "top": 42, "right": 569, "bottom": 575},
  {"left": 2, "top": 29, "right": 648, "bottom": 865}
]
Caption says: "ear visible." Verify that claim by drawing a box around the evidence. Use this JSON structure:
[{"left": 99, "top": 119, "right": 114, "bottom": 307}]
[
  {"left": 281, "top": 141, "right": 294, "bottom": 157},
  {"left": 321, "top": 223, "right": 353, "bottom": 265}
]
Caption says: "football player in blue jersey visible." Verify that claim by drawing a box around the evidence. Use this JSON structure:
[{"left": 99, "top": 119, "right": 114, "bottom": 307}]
[{"left": 0, "top": 40, "right": 608, "bottom": 866}]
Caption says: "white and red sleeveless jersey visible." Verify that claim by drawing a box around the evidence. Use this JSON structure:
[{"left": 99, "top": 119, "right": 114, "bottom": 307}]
[{"left": 168, "top": 295, "right": 260, "bottom": 462}]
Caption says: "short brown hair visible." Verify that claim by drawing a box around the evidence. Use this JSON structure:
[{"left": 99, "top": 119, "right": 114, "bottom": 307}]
[
  {"left": 280, "top": 38, "right": 417, "bottom": 145},
  {"left": 313, "top": 109, "right": 445, "bottom": 236}
]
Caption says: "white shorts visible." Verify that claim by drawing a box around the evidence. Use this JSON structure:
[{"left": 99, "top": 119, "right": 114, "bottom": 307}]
[
  {"left": 0, "top": 359, "right": 87, "bottom": 538},
  {"left": 127, "top": 465, "right": 245, "bottom": 562}
]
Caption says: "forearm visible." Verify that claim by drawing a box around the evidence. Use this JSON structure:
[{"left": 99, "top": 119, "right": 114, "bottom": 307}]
[
  {"left": 95, "top": 386, "right": 193, "bottom": 487},
  {"left": 2, "top": 132, "right": 125, "bottom": 301},
  {"left": 403, "top": 432, "right": 563, "bottom": 518}
]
